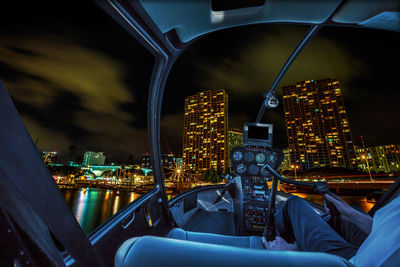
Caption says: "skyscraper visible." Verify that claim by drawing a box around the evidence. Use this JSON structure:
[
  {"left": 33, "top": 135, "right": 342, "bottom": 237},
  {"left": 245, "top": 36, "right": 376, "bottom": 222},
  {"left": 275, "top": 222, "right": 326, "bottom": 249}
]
[
  {"left": 282, "top": 78, "right": 354, "bottom": 171},
  {"left": 183, "top": 90, "right": 228, "bottom": 174}
]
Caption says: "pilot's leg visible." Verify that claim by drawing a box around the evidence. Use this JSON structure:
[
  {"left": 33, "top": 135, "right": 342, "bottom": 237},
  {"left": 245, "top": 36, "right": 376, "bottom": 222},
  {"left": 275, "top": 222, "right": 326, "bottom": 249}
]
[
  {"left": 328, "top": 214, "right": 368, "bottom": 247},
  {"left": 274, "top": 196, "right": 358, "bottom": 259}
]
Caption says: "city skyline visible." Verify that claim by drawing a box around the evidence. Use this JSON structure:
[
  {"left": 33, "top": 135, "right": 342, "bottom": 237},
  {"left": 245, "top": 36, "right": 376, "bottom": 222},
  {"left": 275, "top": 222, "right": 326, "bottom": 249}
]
[
  {"left": 37, "top": 80, "right": 399, "bottom": 171},
  {"left": 0, "top": 2, "right": 399, "bottom": 162},
  {"left": 41, "top": 79, "right": 400, "bottom": 175}
]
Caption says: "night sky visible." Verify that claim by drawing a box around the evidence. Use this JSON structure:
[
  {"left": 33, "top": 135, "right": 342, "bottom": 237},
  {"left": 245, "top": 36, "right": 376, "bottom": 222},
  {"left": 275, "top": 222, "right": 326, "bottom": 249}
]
[{"left": 1, "top": 2, "right": 399, "bottom": 163}]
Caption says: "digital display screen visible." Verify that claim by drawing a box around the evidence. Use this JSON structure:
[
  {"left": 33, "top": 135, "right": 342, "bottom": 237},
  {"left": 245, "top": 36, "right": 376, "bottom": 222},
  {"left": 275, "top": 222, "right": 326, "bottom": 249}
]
[{"left": 248, "top": 125, "right": 270, "bottom": 140}]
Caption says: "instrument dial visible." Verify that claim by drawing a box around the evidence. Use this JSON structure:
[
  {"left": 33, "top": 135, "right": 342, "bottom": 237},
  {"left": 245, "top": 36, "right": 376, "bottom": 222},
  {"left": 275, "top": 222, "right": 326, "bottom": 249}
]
[
  {"left": 236, "top": 164, "right": 246, "bottom": 174},
  {"left": 269, "top": 153, "right": 278, "bottom": 165},
  {"left": 232, "top": 151, "right": 243, "bottom": 161},
  {"left": 255, "top": 153, "right": 266, "bottom": 163}
]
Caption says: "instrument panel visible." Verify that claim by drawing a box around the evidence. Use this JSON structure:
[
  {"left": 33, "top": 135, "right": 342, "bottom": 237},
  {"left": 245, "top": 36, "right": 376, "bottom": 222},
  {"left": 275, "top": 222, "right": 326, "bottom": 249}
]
[
  {"left": 231, "top": 147, "right": 281, "bottom": 177},
  {"left": 231, "top": 146, "right": 284, "bottom": 231}
]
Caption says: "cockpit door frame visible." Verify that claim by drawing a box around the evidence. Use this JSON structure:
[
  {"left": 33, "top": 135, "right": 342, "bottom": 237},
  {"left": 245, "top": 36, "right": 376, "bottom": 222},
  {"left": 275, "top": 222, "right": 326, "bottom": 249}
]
[{"left": 98, "top": 0, "right": 191, "bottom": 229}]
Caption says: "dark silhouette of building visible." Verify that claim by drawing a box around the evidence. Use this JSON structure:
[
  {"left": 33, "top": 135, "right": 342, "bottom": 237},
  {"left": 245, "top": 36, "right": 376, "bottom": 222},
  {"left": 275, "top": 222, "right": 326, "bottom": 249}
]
[{"left": 141, "top": 153, "right": 175, "bottom": 170}]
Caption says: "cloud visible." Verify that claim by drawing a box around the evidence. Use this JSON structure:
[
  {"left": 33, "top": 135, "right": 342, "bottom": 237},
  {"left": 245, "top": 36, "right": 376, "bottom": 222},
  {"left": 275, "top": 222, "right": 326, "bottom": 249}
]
[
  {"left": 0, "top": 34, "right": 146, "bottom": 160},
  {"left": 160, "top": 113, "right": 185, "bottom": 154},
  {"left": 196, "top": 28, "right": 365, "bottom": 100},
  {"left": 0, "top": 34, "right": 133, "bottom": 117}
]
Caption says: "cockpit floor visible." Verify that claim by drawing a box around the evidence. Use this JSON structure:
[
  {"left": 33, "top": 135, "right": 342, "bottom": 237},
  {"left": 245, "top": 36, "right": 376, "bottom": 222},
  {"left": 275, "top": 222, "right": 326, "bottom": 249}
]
[{"left": 183, "top": 209, "right": 236, "bottom": 236}]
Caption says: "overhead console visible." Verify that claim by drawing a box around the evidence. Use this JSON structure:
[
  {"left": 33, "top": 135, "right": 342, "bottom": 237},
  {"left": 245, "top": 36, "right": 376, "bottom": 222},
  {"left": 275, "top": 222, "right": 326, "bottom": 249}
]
[
  {"left": 231, "top": 122, "right": 283, "bottom": 233},
  {"left": 212, "top": 0, "right": 266, "bottom": 11}
]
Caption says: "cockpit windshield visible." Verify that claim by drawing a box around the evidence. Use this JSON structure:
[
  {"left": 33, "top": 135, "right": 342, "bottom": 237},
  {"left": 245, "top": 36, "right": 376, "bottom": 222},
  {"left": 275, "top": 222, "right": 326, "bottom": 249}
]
[{"left": 0, "top": 1, "right": 399, "bottom": 265}]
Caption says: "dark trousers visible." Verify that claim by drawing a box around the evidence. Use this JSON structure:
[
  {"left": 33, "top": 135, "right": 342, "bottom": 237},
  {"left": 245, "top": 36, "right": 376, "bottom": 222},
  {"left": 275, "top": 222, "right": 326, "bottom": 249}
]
[{"left": 275, "top": 196, "right": 368, "bottom": 259}]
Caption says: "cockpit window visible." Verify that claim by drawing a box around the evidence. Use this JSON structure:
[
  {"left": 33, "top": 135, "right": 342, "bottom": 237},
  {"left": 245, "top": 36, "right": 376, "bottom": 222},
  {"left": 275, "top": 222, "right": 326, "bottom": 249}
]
[
  {"left": 0, "top": 2, "right": 155, "bottom": 233},
  {"left": 163, "top": 23, "right": 400, "bottom": 206}
]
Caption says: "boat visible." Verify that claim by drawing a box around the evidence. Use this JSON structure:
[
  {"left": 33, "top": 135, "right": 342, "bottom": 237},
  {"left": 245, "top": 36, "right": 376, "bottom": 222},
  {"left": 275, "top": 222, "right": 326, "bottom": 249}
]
[{"left": 0, "top": 1, "right": 399, "bottom": 266}]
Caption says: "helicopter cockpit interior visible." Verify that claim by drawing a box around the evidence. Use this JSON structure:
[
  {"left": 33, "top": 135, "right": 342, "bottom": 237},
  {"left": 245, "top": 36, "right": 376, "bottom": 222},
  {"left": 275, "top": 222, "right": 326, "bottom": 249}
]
[{"left": 0, "top": 0, "right": 399, "bottom": 266}]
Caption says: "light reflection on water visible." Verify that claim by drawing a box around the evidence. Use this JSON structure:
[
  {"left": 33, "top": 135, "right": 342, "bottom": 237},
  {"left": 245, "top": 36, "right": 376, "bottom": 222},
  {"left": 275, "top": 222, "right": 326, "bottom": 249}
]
[
  {"left": 61, "top": 188, "right": 374, "bottom": 234},
  {"left": 112, "top": 195, "right": 120, "bottom": 215},
  {"left": 61, "top": 188, "right": 142, "bottom": 234},
  {"left": 74, "top": 189, "right": 88, "bottom": 223}
]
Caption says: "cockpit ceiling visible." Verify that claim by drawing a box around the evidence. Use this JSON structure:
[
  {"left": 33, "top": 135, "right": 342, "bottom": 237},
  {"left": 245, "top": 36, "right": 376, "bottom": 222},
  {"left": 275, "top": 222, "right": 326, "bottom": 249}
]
[{"left": 138, "top": 0, "right": 399, "bottom": 43}]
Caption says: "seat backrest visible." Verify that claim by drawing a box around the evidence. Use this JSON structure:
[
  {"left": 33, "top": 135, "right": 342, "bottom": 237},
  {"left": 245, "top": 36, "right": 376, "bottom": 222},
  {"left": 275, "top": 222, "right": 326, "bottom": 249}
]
[
  {"left": 115, "top": 236, "right": 354, "bottom": 267},
  {"left": 369, "top": 178, "right": 400, "bottom": 216}
]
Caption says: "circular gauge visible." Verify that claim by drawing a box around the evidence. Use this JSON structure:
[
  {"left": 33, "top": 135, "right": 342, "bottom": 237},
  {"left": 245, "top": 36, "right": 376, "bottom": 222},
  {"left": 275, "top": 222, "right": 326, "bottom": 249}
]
[
  {"left": 236, "top": 163, "right": 246, "bottom": 174},
  {"left": 269, "top": 153, "right": 278, "bottom": 165},
  {"left": 232, "top": 151, "right": 243, "bottom": 161},
  {"left": 255, "top": 153, "right": 266, "bottom": 163},
  {"left": 249, "top": 165, "right": 259, "bottom": 175},
  {"left": 244, "top": 152, "right": 255, "bottom": 162}
]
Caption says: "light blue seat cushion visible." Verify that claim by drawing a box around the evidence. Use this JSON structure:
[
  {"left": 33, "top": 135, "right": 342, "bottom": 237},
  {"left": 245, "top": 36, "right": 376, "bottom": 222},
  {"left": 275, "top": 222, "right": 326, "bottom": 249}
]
[{"left": 115, "top": 235, "right": 353, "bottom": 267}]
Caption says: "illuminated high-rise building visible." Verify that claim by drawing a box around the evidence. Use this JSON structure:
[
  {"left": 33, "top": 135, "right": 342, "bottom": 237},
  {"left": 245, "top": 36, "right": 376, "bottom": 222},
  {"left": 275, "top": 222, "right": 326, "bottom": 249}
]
[
  {"left": 356, "top": 144, "right": 400, "bottom": 173},
  {"left": 282, "top": 78, "right": 354, "bottom": 171},
  {"left": 183, "top": 90, "right": 228, "bottom": 174},
  {"left": 369, "top": 144, "right": 400, "bottom": 173},
  {"left": 227, "top": 130, "right": 243, "bottom": 170}
]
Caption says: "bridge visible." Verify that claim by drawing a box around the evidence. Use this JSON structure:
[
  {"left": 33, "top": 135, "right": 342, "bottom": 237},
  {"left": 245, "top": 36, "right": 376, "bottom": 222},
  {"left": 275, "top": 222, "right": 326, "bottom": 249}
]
[
  {"left": 85, "top": 165, "right": 122, "bottom": 177},
  {"left": 280, "top": 179, "right": 397, "bottom": 194},
  {"left": 326, "top": 180, "right": 394, "bottom": 194},
  {"left": 85, "top": 165, "right": 152, "bottom": 177}
]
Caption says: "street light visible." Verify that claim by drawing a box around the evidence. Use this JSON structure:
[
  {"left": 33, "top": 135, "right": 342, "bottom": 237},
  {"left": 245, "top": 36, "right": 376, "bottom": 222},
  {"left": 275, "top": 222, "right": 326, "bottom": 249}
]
[
  {"left": 361, "top": 154, "right": 373, "bottom": 181},
  {"left": 291, "top": 164, "right": 299, "bottom": 179}
]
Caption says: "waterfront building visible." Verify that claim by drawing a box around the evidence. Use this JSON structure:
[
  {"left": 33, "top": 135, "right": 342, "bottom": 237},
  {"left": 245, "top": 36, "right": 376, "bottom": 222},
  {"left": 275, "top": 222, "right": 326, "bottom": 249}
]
[
  {"left": 183, "top": 89, "right": 228, "bottom": 174},
  {"left": 282, "top": 78, "right": 355, "bottom": 171},
  {"left": 141, "top": 153, "right": 175, "bottom": 170},
  {"left": 42, "top": 151, "right": 58, "bottom": 164},
  {"left": 227, "top": 130, "right": 243, "bottom": 170},
  {"left": 82, "top": 151, "right": 106, "bottom": 166}
]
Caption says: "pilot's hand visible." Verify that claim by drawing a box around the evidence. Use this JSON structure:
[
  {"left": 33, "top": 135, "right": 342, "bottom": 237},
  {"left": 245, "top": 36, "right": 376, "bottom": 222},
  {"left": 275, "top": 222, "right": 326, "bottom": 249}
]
[{"left": 262, "top": 236, "right": 298, "bottom": 251}]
